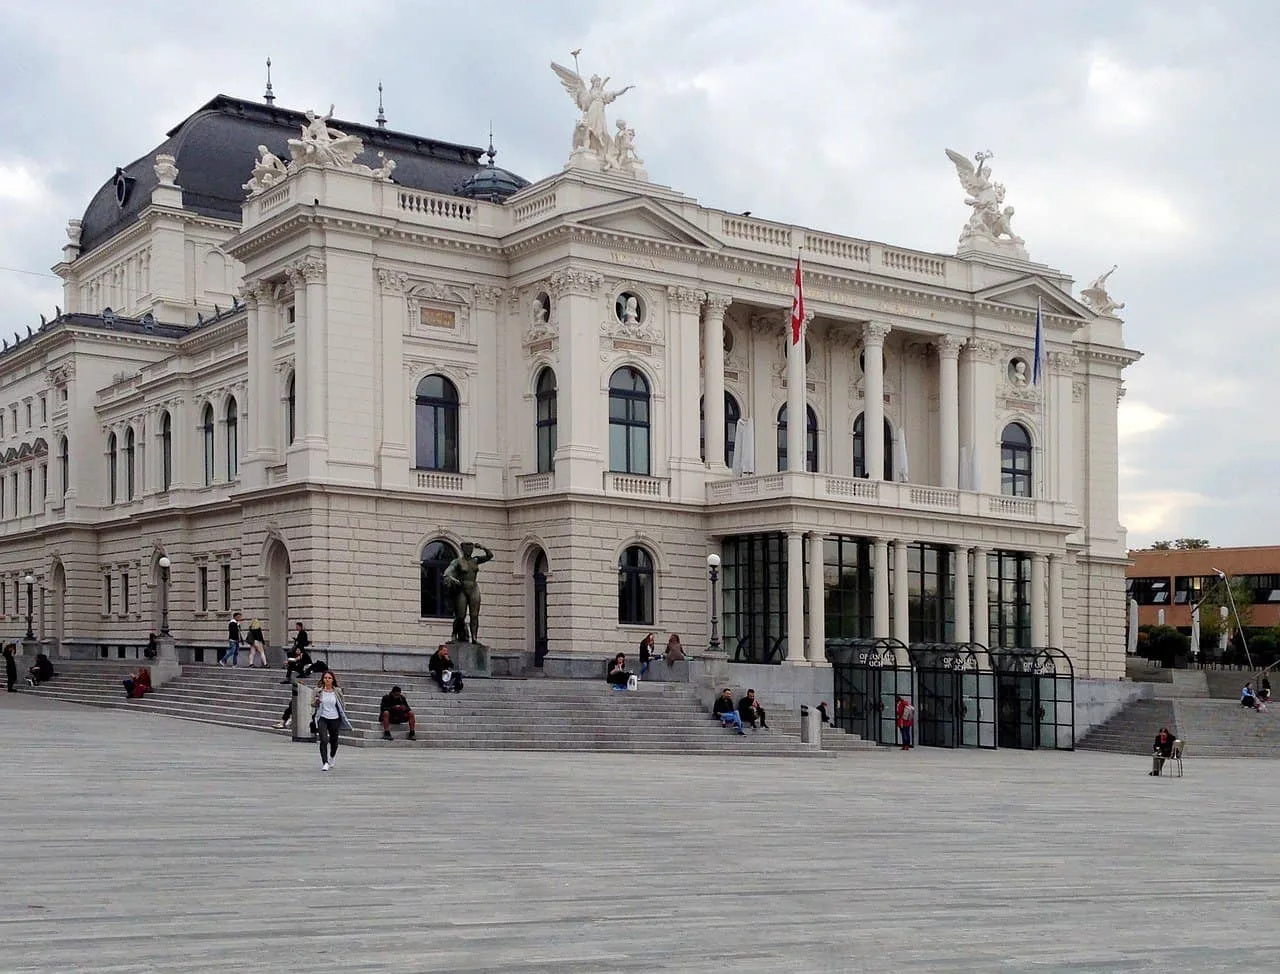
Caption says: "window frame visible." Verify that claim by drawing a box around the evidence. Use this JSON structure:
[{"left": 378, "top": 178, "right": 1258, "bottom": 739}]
[
  {"left": 107, "top": 432, "right": 118, "bottom": 504},
  {"left": 535, "top": 367, "right": 557, "bottom": 474},
  {"left": 414, "top": 375, "right": 461, "bottom": 473},
  {"left": 607, "top": 367, "right": 651, "bottom": 476},
  {"left": 225, "top": 398, "right": 239, "bottom": 481},
  {"left": 419, "top": 539, "right": 459, "bottom": 618},
  {"left": 1000, "top": 422, "right": 1033, "bottom": 498},
  {"left": 700, "top": 391, "right": 741, "bottom": 467},
  {"left": 160, "top": 411, "right": 172, "bottom": 491},
  {"left": 776, "top": 403, "right": 819, "bottom": 473},
  {"left": 124, "top": 427, "right": 136, "bottom": 501},
  {"left": 617, "top": 544, "right": 656, "bottom": 625},
  {"left": 202, "top": 404, "right": 215, "bottom": 486}
]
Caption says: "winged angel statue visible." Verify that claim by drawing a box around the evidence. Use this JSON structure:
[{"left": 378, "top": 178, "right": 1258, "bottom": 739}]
[
  {"left": 1080, "top": 265, "right": 1125, "bottom": 317},
  {"left": 945, "top": 149, "right": 1027, "bottom": 256},
  {"left": 550, "top": 60, "right": 643, "bottom": 176}
]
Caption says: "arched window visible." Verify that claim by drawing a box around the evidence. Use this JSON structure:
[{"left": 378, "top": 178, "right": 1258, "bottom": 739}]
[
  {"left": 608, "top": 367, "right": 650, "bottom": 475},
  {"left": 776, "top": 404, "right": 818, "bottom": 472},
  {"left": 285, "top": 373, "right": 296, "bottom": 446},
  {"left": 201, "top": 404, "right": 215, "bottom": 486},
  {"left": 700, "top": 392, "right": 741, "bottom": 467},
  {"left": 107, "top": 432, "right": 118, "bottom": 503},
  {"left": 618, "top": 545, "right": 655, "bottom": 625},
  {"left": 853, "top": 414, "right": 895, "bottom": 480},
  {"left": 1000, "top": 422, "right": 1032, "bottom": 497},
  {"left": 415, "top": 374, "right": 460, "bottom": 472},
  {"left": 535, "top": 367, "right": 557, "bottom": 474},
  {"left": 160, "top": 411, "right": 172, "bottom": 491},
  {"left": 420, "top": 539, "right": 459, "bottom": 618},
  {"left": 225, "top": 397, "right": 239, "bottom": 481},
  {"left": 124, "top": 427, "right": 136, "bottom": 501},
  {"left": 58, "top": 437, "right": 68, "bottom": 498}
]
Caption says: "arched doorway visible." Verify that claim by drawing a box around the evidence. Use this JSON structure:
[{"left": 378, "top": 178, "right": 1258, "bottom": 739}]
[
  {"left": 265, "top": 539, "right": 291, "bottom": 652},
  {"left": 51, "top": 561, "right": 66, "bottom": 657},
  {"left": 530, "top": 548, "right": 548, "bottom": 667}
]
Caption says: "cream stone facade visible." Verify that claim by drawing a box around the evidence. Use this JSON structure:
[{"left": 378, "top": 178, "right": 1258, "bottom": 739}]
[{"left": 0, "top": 89, "right": 1138, "bottom": 678}]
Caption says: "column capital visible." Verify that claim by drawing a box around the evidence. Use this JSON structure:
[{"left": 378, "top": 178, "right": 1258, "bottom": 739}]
[
  {"left": 806, "top": 529, "right": 825, "bottom": 541},
  {"left": 237, "top": 280, "right": 269, "bottom": 309},
  {"left": 703, "top": 292, "right": 733, "bottom": 319},
  {"left": 935, "top": 334, "right": 965, "bottom": 359},
  {"left": 666, "top": 285, "right": 705, "bottom": 313},
  {"left": 863, "top": 320, "right": 892, "bottom": 347},
  {"left": 288, "top": 256, "right": 325, "bottom": 285},
  {"left": 548, "top": 268, "right": 603, "bottom": 298},
  {"left": 965, "top": 337, "right": 1002, "bottom": 363},
  {"left": 376, "top": 268, "right": 410, "bottom": 295},
  {"left": 473, "top": 284, "right": 503, "bottom": 310}
]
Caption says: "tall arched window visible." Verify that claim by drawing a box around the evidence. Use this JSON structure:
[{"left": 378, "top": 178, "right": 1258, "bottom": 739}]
[
  {"left": 535, "top": 367, "right": 557, "bottom": 474},
  {"left": 853, "top": 414, "right": 895, "bottom": 480},
  {"left": 700, "top": 392, "right": 741, "bottom": 467},
  {"left": 285, "top": 373, "right": 296, "bottom": 446},
  {"left": 776, "top": 404, "right": 818, "bottom": 472},
  {"left": 225, "top": 398, "right": 239, "bottom": 481},
  {"left": 1000, "top": 422, "right": 1032, "bottom": 497},
  {"left": 201, "top": 404, "right": 215, "bottom": 486},
  {"left": 58, "top": 436, "right": 68, "bottom": 498},
  {"left": 608, "top": 366, "right": 650, "bottom": 475},
  {"left": 618, "top": 545, "right": 655, "bottom": 625},
  {"left": 160, "top": 411, "right": 172, "bottom": 491},
  {"left": 107, "top": 432, "right": 118, "bottom": 503},
  {"left": 420, "top": 539, "right": 459, "bottom": 618},
  {"left": 415, "top": 374, "right": 460, "bottom": 471},
  {"left": 124, "top": 427, "right": 136, "bottom": 501}
]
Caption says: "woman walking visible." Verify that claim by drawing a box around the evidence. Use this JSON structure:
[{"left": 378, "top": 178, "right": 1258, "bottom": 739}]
[
  {"left": 310, "top": 670, "right": 352, "bottom": 772},
  {"left": 246, "top": 619, "right": 268, "bottom": 668}
]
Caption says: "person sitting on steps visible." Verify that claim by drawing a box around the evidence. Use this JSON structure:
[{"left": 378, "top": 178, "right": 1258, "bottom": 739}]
[
  {"left": 664, "top": 633, "right": 686, "bottom": 666},
  {"left": 606, "top": 653, "right": 632, "bottom": 690},
  {"left": 713, "top": 688, "right": 746, "bottom": 735},
  {"left": 123, "top": 667, "right": 152, "bottom": 699},
  {"left": 1241, "top": 682, "right": 1263, "bottom": 711},
  {"left": 429, "top": 644, "right": 463, "bottom": 693},
  {"left": 282, "top": 637, "right": 314, "bottom": 684},
  {"left": 27, "top": 652, "right": 55, "bottom": 686},
  {"left": 379, "top": 685, "right": 417, "bottom": 741},
  {"left": 638, "top": 633, "right": 657, "bottom": 678},
  {"left": 738, "top": 688, "right": 769, "bottom": 730},
  {"left": 1261, "top": 676, "right": 1273, "bottom": 703},
  {"left": 1150, "top": 727, "right": 1175, "bottom": 776}
]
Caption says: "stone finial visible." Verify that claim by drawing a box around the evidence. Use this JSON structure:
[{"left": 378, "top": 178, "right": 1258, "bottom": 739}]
[{"left": 154, "top": 154, "right": 179, "bottom": 186}]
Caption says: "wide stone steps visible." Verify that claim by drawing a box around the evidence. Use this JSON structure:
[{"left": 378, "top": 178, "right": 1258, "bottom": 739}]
[{"left": 1076, "top": 699, "right": 1178, "bottom": 753}]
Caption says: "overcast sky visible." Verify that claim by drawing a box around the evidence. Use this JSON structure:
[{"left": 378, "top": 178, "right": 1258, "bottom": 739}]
[{"left": 0, "top": 0, "right": 1273, "bottom": 548}]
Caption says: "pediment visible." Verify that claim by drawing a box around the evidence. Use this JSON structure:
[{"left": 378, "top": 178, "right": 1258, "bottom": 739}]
[
  {"left": 976, "top": 276, "right": 1092, "bottom": 325},
  {"left": 569, "top": 197, "right": 722, "bottom": 250}
]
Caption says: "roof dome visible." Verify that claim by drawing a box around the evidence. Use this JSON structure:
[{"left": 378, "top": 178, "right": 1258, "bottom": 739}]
[{"left": 457, "top": 142, "right": 529, "bottom": 203}]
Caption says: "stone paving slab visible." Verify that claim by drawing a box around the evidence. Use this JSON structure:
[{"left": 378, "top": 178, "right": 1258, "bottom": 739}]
[{"left": 3, "top": 693, "right": 1280, "bottom": 972}]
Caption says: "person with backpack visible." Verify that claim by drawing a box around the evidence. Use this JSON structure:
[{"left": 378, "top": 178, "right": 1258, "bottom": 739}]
[{"left": 895, "top": 695, "right": 916, "bottom": 750}]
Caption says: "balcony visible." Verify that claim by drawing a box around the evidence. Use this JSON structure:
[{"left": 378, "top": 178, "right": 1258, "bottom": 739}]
[
  {"left": 414, "top": 470, "right": 469, "bottom": 495},
  {"left": 603, "top": 471, "right": 669, "bottom": 500},
  {"left": 707, "top": 472, "right": 1080, "bottom": 528},
  {"left": 515, "top": 472, "right": 556, "bottom": 496}
]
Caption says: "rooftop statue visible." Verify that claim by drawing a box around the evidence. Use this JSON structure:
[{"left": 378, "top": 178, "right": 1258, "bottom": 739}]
[
  {"left": 1080, "top": 265, "right": 1125, "bottom": 317},
  {"left": 288, "top": 105, "right": 364, "bottom": 169},
  {"left": 945, "top": 149, "right": 1028, "bottom": 258},
  {"left": 551, "top": 57, "right": 638, "bottom": 174},
  {"left": 243, "top": 145, "right": 288, "bottom": 196}
]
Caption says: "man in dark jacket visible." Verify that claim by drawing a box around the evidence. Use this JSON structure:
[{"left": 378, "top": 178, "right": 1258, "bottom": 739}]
[
  {"left": 4, "top": 644, "right": 16, "bottom": 692},
  {"left": 1150, "top": 727, "right": 1175, "bottom": 776},
  {"left": 282, "top": 639, "right": 314, "bottom": 684},
  {"left": 27, "top": 653, "right": 55, "bottom": 686},
  {"left": 379, "top": 686, "right": 417, "bottom": 741},
  {"left": 738, "top": 689, "right": 769, "bottom": 730},
  {"left": 713, "top": 688, "right": 746, "bottom": 735},
  {"left": 429, "top": 644, "right": 462, "bottom": 693}
]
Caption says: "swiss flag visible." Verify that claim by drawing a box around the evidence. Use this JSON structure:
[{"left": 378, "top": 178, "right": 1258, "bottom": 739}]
[{"left": 790, "top": 254, "right": 805, "bottom": 345}]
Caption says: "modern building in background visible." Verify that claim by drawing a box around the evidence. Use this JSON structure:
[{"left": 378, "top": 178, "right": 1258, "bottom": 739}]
[
  {"left": 0, "top": 71, "right": 1138, "bottom": 677},
  {"left": 1126, "top": 546, "right": 1280, "bottom": 631}
]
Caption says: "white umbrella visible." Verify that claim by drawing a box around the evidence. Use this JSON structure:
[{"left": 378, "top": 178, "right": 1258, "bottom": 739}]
[
  {"left": 893, "top": 426, "right": 909, "bottom": 483},
  {"left": 1127, "top": 597, "right": 1139, "bottom": 655},
  {"left": 1190, "top": 604, "right": 1201, "bottom": 658},
  {"left": 738, "top": 417, "right": 756, "bottom": 475},
  {"left": 730, "top": 418, "right": 747, "bottom": 477},
  {"left": 959, "top": 446, "right": 971, "bottom": 490}
]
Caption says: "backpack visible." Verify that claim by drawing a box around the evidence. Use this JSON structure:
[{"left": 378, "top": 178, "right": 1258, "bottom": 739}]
[{"left": 902, "top": 704, "right": 916, "bottom": 722}]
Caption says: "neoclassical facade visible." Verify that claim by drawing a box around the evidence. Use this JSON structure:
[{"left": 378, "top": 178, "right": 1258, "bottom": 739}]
[{"left": 0, "top": 87, "right": 1138, "bottom": 677}]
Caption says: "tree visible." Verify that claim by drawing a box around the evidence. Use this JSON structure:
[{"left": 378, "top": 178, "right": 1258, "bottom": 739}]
[
  {"left": 1149, "top": 538, "right": 1211, "bottom": 550},
  {"left": 1197, "top": 575, "right": 1253, "bottom": 645}
]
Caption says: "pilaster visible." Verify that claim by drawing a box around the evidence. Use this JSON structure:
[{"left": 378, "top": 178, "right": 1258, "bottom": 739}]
[
  {"left": 473, "top": 284, "right": 505, "bottom": 495},
  {"left": 549, "top": 268, "right": 604, "bottom": 491},
  {"left": 935, "top": 335, "right": 963, "bottom": 489},
  {"left": 702, "top": 292, "right": 731, "bottom": 473},
  {"left": 376, "top": 269, "right": 411, "bottom": 489},
  {"left": 785, "top": 531, "right": 805, "bottom": 663},
  {"left": 863, "top": 321, "right": 890, "bottom": 480}
]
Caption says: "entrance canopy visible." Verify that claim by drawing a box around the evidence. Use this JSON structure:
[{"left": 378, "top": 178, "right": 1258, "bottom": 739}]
[
  {"left": 826, "top": 638, "right": 912, "bottom": 745},
  {"left": 988, "top": 647, "right": 1075, "bottom": 750},
  {"left": 907, "top": 642, "right": 996, "bottom": 749}
]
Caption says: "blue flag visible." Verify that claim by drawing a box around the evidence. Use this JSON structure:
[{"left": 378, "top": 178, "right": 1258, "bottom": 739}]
[{"left": 1033, "top": 298, "right": 1044, "bottom": 386}]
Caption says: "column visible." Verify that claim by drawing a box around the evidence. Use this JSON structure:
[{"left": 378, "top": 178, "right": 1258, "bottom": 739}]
[
  {"left": 972, "top": 547, "right": 989, "bottom": 645},
  {"left": 806, "top": 531, "right": 826, "bottom": 663},
  {"left": 1049, "top": 351, "right": 1077, "bottom": 504},
  {"left": 863, "top": 321, "right": 890, "bottom": 480},
  {"left": 287, "top": 267, "right": 309, "bottom": 444},
  {"left": 1048, "top": 553, "right": 1064, "bottom": 649},
  {"left": 892, "top": 539, "right": 909, "bottom": 643},
  {"left": 703, "top": 293, "right": 731, "bottom": 472},
  {"left": 872, "top": 539, "right": 890, "bottom": 638},
  {"left": 1031, "top": 553, "right": 1048, "bottom": 647},
  {"left": 963, "top": 339, "right": 1000, "bottom": 492},
  {"left": 785, "top": 531, "right": 805, "bottom": 663},
  {"left": 301, "top": 259, "right": 327, "bottom": 444},
  {"left": 239, "top": 285, "right": 268, "bottom": 488},
  {"left": 954, "top": 546, "right": 970, "bottom": 645},
  {"left": 376, "top": 270, "right": 410, "bottom": 488},
  {"left": 473, "top": 285, "right": 505, "bottom": 494},
  {"left": 936, "top": 335, "right": 963, "bottom": 489},
  {"left": 785, "top": 311, "right": 807, "bottom": 472},
  {"left": 667, "top": 286, "right": 706, "bottom": 479},
  {"left": 548, "top": 269, "right": 605, "bottom": 492}
]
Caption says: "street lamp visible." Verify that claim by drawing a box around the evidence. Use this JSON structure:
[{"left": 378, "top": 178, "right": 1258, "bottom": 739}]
[
  {"left": 707, "top": 553, "right": 722, "bottom": 656},
  {"left": 22, "top": 572, "right": 35, "bottom": 640},
  {"left": 158, "top": 556, "right": 171, "bottom": 635}
]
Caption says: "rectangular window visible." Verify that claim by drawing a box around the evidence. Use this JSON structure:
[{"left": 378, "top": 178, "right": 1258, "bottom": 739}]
[
  {"left": 0, "top": 412, "right": 5, "bottom": 436},
  {"left": 287, "top": 305, "right": 296, "bottom": 325},
  {"left": 122, "top": 573, "right": 130, "bottom": 614},
  {"left": 12, "top": 579, "right": 18, "bottom": 615},
  {"left": 824, "top": 535, "right": 875, "bottom": 640},
  {"left": 11, "top": 473, "right": 17, "bottom": 514},
  {"left": 39, "top": 396, "right": 47, "bottom": 423},
  {"left": 24, "top": 402, "right": 31, "bottom": 429},
  {"left": 1129, "top": 576, "right": 1171, "bottom": 606},
  {"left": 721, "top": 533, "right": 793, "bottom": 661},
  {"left": 198, "top": 566, "right": 209, "bottom": 612},
  {"left": 60, "top": 387, "right": 68, "bottom": 403},
  {"left": 987, "top": 551, "right": 1031, "bottom": 649},
  {"left": 221, "top": 564, "right": 232, "bottom": 612},
  {"left": 25, "top": 469, "right": 32, "bottom": 512},
  {"left": 104, "top": 574, "right": 113, "bottom": 614},
  {"left": 39, "top": 463, "right": 47, "bottom": 502},
  {"left": 908, "top": 542, "right": 955, "bottom": 643},
  {"left": 1, "top": 581, "right": 6, "bottom": 614},
  {"left": 10, "top": 407, "right": 17, "bottom": 430}
]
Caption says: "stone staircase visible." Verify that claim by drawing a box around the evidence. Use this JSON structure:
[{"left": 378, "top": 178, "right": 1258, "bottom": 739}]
[
  {"left": 1171, "top": 699, "right": 1280, "bottom": 758},
  {"left": 12, "top": 660, "right": 863, "bottom": 757},
  {"left": 1076, "top": 699, "right": 1178, "bottom": 754}
]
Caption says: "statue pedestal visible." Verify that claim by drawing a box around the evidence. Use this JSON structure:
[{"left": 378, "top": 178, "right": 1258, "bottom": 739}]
[
  {"left": 151, "top": 635, "right": 181, "bottom": 689},
  {"left": 446, "top": 641, "right": 491, "bottom": 679}
]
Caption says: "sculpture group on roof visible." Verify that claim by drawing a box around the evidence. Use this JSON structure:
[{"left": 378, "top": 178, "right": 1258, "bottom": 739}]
[
  {"left": 945, "top": 149, "right": 1027, "bottom": 258},
  {"left": 1080, "top": 265, "right": 1125, "bottom": 317},
  {"left": 551, "top": 57, "right": 646, "bottom": 179},
  {"left": 243, "top": 105, "right": 397, "bottom": 197}
]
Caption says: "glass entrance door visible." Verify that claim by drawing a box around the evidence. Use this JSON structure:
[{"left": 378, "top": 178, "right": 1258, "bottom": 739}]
[{"left": 532, "top": 551, "right": 548, "bottom": 666}]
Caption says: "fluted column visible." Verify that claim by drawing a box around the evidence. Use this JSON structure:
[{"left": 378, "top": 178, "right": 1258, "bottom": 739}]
[
  {"left": 1048, "top": 553, "right": 1064, "bottom": 649},
  {"left": 954, "top": 546, "right": 970, "bottom": 646},
  {"left": 963, "top": 339, "right": 1000, "bottom": 492},
  {"left": 936, "top": 335, "right": 963, "bottom": 489},
  {"left": 863, "top": 321, "right": 890, "bottom": 480},
  {"left": 300, "top": 258, "right": 327, "bottom": 445},
  {"left": 703, "top": 293, "right": 731, "bottom": 471},
  {"left": 872, "top": 538, "right": 890, "bottom": 638},
  {"left": 376, "top": 270, "right": 410, "bottom": 488},
  {"left": 1031, "top": 553, "right": 1048, "bottom": 648},
  {"left": 548, "top": 268, "right": 605, "bottom": 491},
  {"left": 806, "top": 531, "right": 826, "bottom": 663},
  {"left": 892, "top": 539, "right": 910, "bottom": 643},
  {"left": 785, "top": 531, "right": 805, "bottom": 663},
  {"left": 972, "top": 547, "right": 989, "bottom": 645},
  {"left": 785, "top": 311, "right": 808, "bottom": 471}
]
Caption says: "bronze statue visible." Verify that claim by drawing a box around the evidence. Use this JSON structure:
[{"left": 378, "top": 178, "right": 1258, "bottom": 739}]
[{"left": 443, "top": 542, "right": 494, "bottom": 642}]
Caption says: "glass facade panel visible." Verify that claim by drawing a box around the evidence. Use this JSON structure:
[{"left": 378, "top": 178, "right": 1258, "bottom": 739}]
[{"left": 988, "top": 550, "right": 1031, "bottom": 649}]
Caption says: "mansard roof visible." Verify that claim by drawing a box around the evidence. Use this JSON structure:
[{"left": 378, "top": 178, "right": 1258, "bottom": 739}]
[{"left": 79, "top": 95, "right": 517, "bottom": 255}]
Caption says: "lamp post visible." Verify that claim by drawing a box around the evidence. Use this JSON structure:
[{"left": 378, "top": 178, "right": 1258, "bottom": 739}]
[
  {"left": 23, "top": 573, "right": 35, "bottom": 641},
  {"left": 158, "top": 556, "right": 171, "bottom": 635},
  {"left": 707, "top": 553, "right": 722, "bottom": 656}
]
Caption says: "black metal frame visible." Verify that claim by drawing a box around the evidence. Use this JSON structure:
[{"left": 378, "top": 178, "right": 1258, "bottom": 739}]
[
  {"left": 906, "top": 642, "right": 996, "bottom": 749},
  {"left": 827, "top": 637, "right": 913, "bottom": 745},
  {"left": 989, "top": 647, "right": 1075, "bottom": 750}
]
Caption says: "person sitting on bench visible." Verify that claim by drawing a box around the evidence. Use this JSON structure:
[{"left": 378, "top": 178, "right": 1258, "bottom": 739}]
[
  {"left": 1241, "top": 682, "right": 1263, "bottom": 711},
  {"left": 27, "top": 652, "right": 55, "bottom": 686},
  {"left": 1150, "top": 726, "right": 1175, "bottom": 776},
  {"left": 606, "top": 653, "right": 632, "bottom": 689},
  {"left": 122, "top": 667, "right": 153, "bottom": 700},
  {"left": 738, "top": 688, "right": 769, "bottom": 730},
  {"left": 379, "top": 686, "right": 417, "bottom": 741},
  {"left": 429, "top": 644, "right": 463, "bottom": 693},
  {"left": 713, "top": 688, "right": 746, "bottom": 735}
]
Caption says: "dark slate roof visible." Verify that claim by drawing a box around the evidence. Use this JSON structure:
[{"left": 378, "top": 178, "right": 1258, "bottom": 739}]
[{"left": 80, "top": 95, "right": 523, "bottom": 255}]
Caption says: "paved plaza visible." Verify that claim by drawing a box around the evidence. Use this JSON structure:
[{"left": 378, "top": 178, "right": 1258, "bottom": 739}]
[{"left": 3, "top": 696, "right": 1279, "bottom": 973}]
